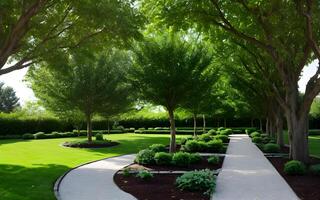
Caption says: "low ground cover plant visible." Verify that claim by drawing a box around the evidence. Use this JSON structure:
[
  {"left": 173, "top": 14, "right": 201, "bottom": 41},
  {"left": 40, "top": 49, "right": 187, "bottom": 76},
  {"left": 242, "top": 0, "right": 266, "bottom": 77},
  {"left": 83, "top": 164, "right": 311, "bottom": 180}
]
[
  {"left": 176, "top": 169, "right": 216, "bottom": 195},
  {"left": 284, "top": 160, "right": 306, "bottom": 175},
  {"left": 207, "top": 156, "right": 220, "bottom": 165},
  {"left": 136, "top": 170, "right": 153, "bottom": 180}
]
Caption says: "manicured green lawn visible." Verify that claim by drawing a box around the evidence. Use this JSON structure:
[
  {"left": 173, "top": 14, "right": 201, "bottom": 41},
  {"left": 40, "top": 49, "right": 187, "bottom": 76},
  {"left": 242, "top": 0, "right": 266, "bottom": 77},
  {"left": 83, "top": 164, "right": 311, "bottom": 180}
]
[
  {"left": 0, "top": 133, "right": 187, "bottom": 200},
  {"left": 284, "top": 132, "right": 320, "bottom": 157}
]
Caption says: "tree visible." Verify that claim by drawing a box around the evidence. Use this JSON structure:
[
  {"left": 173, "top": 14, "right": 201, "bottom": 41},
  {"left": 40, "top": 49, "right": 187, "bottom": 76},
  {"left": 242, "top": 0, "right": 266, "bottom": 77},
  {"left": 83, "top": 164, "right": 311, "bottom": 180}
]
[
  {"left": 0, "top": 0, "right": 144, "bottom": 75},
  {"left": 0, "top": 82, "right": 20, "bottom": 112},
  {"left": 130, "top": 32, "right": 213, "bottom": 152},
  {"left": 27, "top": 49, "right": 132, "bottom": 142},
  {"left": 310, "top": 97, "right": 320, "bottom": 119},
  {"left": 143, "top": 0, "right": 320, "bottom": 163}
]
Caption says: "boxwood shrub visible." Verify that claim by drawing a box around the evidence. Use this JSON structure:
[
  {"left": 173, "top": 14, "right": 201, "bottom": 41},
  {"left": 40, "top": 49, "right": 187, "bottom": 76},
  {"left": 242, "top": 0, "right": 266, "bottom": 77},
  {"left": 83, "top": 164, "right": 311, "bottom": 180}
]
[
  {"left": 135, "top": 149, "right": 155, "bottom": 165},
  {"left": 154, "top": 152, "right": 172, "bottom": 165},
  {"left": 198, "top": 133, "right": 212, "bottom": 142},
  {"left": 207, "top": 155, "right": 220, "bottom": 165},
  {"left": 149, "top": 144, "right": 166, "bottom": 152},
  {"left": 207, "top": 140, "right": 223, "bottom": 153},
  {"left": 207, "top": 129, "right": 217, "bottom": 135},
  {"left": 263, "top": 143, "right": 280, "bottom": 153},
  {"left": 250, "top": 132, "right": 261, "bottom": 138},
  {"left": 310, "top": 164, "right": 320, "bottom": 175},
  {"left": 184, "top": 140, "right": 200, "bottom": 152},
  {"left": 214, "top": 135, "right": 228, "bottom": 143},
  {"left": 189, "top": 153, "right": 202, "bottom": 164},
  {"left": 22, "top": 133, "right": 34, "bottom": 140},
  {"left": 252, "top": 136, "right": 263, "bottom": 143},
  {"left": 284, "top": 160, "right": 306, "bottom": 175},
  {"left": 172, "top": 152, "right": 191, "bottom": 167}
]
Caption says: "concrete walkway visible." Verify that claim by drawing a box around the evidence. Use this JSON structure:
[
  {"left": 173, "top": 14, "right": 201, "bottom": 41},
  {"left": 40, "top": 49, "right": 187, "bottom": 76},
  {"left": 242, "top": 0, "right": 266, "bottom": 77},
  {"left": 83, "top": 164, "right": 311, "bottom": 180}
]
[
  {"left": 212, "top": 134, "right": 299, "bottom": 200},
  {"left": 56, "top": 154, "right": 137, "bottom": 200}
]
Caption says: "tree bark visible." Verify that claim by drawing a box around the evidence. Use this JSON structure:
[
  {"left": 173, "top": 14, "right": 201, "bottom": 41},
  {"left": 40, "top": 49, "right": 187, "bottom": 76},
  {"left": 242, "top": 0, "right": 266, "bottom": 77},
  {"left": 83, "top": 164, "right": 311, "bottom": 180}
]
[
  {"left": 86, "top": 114, "right": 92, "bottom": 142},
  {"left": 266, "top": 118, "right": 269, "bottom": 136},
  {"left": 168, "top": 109, "right": 176, "bottom": 153},
  {"left": 203, "top": 114, "right": 206, "bottom": 133},
  {"left": 276, "top": 115, "right": 284, "bottom": 146},
  {"left": 193, "top": 114, "right": 197, "bottom": 137},
  {"left": 259, "top": 118, "right": 263, "bottom": 131}
]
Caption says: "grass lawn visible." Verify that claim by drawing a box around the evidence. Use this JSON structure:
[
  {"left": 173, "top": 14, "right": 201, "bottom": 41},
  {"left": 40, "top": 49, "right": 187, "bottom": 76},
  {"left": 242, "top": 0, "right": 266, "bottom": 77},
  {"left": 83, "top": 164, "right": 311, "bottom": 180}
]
[
  {"left": 283, "top": 132, "right": 320, "bottom": 157},
  {"left": 0, "top": 133, "right": 187, "bottom": 200}
]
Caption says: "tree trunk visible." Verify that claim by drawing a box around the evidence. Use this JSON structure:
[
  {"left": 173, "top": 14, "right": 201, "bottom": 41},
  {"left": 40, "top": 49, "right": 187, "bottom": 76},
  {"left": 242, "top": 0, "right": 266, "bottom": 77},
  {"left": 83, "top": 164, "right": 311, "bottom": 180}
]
[
  {"left": 266, "top": 118, "right": 269, "bottom": 136},
  {"left": 203, "top": 114, "right": 206, "bottom": 133},
  {"left": 259, "top": 118, "right": 263, "bottom": 131},
  {"left": 107, "top": 119, "right": 110, "bottom": 134},
  {"left": 168, "top": 109, "right": 176, "bottom": 153},
  {"left": 276, "top": 116, "right": 284, "bottom": 146},
  {"left": 86, "top": 114, "right": 93, "bottom": 142},
  {"left": 193, "top": 114, "right": 197, "bottom": 137}
]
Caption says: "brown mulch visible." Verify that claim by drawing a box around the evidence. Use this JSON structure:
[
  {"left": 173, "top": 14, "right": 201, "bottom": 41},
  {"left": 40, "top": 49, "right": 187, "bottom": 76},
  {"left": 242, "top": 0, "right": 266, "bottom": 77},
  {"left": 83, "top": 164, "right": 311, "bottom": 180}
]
[
  {"left": 268, "top": 156, "right": 320, "bottom": 200},
  {"left": 62, "top": 141, "right": 119, "bottom": 148},
  {"left": 114, "top": 174, "right": 210, "bottom": 200}
]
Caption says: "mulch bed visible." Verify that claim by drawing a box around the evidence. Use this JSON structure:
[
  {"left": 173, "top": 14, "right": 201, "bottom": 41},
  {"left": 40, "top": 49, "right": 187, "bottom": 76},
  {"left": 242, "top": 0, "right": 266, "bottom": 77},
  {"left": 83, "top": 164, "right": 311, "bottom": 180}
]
[
  {"left": 114, "top": 173, "right": 210, "bottom": 200},
  {"left": 268, "top": 156, "right": 320, "bottom": 200},
  {"left": 114, "top": 156, "right": 222, "bottom": 200}
]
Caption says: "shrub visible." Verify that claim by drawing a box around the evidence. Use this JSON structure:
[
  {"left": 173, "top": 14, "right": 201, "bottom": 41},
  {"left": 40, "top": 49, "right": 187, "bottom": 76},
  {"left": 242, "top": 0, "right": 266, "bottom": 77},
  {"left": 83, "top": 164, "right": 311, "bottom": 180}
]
[
  {"left": 219, "top": 128, "right": 233, "bottom": 136},
  {"left": 245, "top": 128, "right": 257, "bottom": 134},
  {"left": 185, "top": 140, "right": 200, "bottom": 152},
  {"left": 198, "top": 133, "right": 212, "bottom": 142},
  {"left": 207, "top": 156, "right": 220, "bottom": 165},
  {"left": 263, "top": 143, "right": 280, "bottom": 153},
  {"left": 22, "top": 133, "right": 34, "bottom": 140},
  {"left": 172, "top": 152, "right": 191, "bottom": 167},
  {"left": 255, "top": 143, "right": 264, "bottom": 150},
  {"left": 176, "top": 169, "right": 216, "bottom": 195},
  {"left": 217, "top": 127, "right": 225, "bottom": 131},
  {"left": 34, "top": 132, "right": 47, "bottom": 139},
  {"left": 95, "top": 133, "right": 104, "bottom": 141},
  {"left": 207, "top": 140, "right": 224, "bottom": 153},
  {"left": 154, "top": 152, "right": 172, "bottom": 165},
  {"left": 136, "top": 170, "right": 153, "bottom": 180},
  {"left": 250, "top": 131, "right": 261, "bottom": 138},
  {"left": 135, "top": 149, "right": 155, "bottom": 165},
  {"left": 310, "top": 164, "right": 320, "bottom": 175},
  {"left": 214, "top": 135, "right": 228, "bottom": 143},
  {"left": 189, "top": 153, "right": 202, "bottom": 164},
  {"left": 207, "top": 129, "right": 217, "bottom": 135},
  {"left": 122, "top": 167, "right": 131, "bottom": 177},
  {"left": 197, "top": 141, "right": 208, "bottom": 152},
  {"left": 252, "top": 136, "right": 263, "bottom": 143},
  {"left": 284, "top": 160, "right": 306, "bottom": 175},
  {"left": 149, "top": 144, "right": 166, "bottom": 152}
]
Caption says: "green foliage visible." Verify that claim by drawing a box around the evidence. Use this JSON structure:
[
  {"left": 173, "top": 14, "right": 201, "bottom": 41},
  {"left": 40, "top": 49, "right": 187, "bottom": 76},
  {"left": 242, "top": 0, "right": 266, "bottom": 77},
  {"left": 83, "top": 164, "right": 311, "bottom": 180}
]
[
  {"left": 284, "top": 160, "right": 306, "bottom": 175},
  {"left": 184, "top": 140, "right": 200, "bottom": 152},
  {"left": 310, "top": 164, "right": 320, "bottom": 175},
  {"left": 189, "top": 153, "right": 202, "bottom": 164},
  {"left": 197, "top": 141, "right": 209, "bottom": 152},
  {"left": 122, "top": 167, "right": 131, "bottom": 177},
  {"left": 136, "top": 170, "right": 153, "bottom": 180},
  {"left": 245, "top": 128, "right": 257, "bottom": 135},
  {"left": 263, "top": 143, "right": 280, "bottom": 153},
  {"left": 252, "top": 136, "right": 263, "bottom": 144},
  {"left": 207, "top": 129, "right": 217, "bottom": 135},
  {"left": 149, "top": 144, "right": 166, "bottom": 152},
  {"left": 214, "top": 135, "right": 229, "bottom": 143},
  {"left": 219, "top": 128, "right": 233, "bottom": 136},
  {"left": 95, "top": 133, "right": 104, "bottom": 141},
  {"left": 175, "top": 169, "right": 216, "bottom": 195},
  {"left": 0, "top": 82, "right": 20, "bottom": 113},
  {"left": 207, "top": 140, "right": 224, "bottom": 153},
  {"left": 135, "top": 149, "right": 155, "bottom": 165},
  {"left": 250, "top": 132, "right": 261, "bottom": 138},
  {"left": 154, "top": 152, "right": 172, "bottom": 165},
  {"left": 34, "top": 132, "right": 46, "bottom": 139},
  {"left": 22, "top": 133, "right": 34, "bottom": 140},
  {"left": 172, "top": 152, "right": 191, "bottom": 167},
  {"left": 198, "top": 133, "right": 212, "bottom": 142},
  {"left": 207, "top": 156, "right": 220, "bottom": 165}
]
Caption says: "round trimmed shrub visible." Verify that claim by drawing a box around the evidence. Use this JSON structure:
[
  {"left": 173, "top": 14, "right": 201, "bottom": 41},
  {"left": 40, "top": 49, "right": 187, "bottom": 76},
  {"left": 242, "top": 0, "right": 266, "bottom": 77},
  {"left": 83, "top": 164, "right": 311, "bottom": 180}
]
[
  {"left": 176, "top": 169, "right": 216, "bottom": 195},
  {"left": 185, "top": 140, "right": 200, "bottom": 152},
  {"left": 263, "top": 143, "right": 280, "bottom": 153},
  {"left": 149, "top": 144, "right": 166, "bottom": 152},
  {"left": 197, "top": 141, "right": 208, "bottom": 152},
  {"left": 252, "top": 136, "right": 263, "bottom": 143},
  {"left": 154, "top": 152, "right": 172, "bottom": 165},
  {"left": 219, "top": 128, "right": 233, "bottom": 136},
  {"left": 22, "top": 133, "right": 34, "bottom": 140},
  {"left": 207, "top": 129, "right": 217, "bottom": 135},
  {"left": 214, "top": 135, "right": 228, "bottom": 143},
  {"left": 135, "top": 149, "right": 155, "bottom": 165},
  {"left": 245, "top": 128, "right": 257, "bottom": 134},
  {"left": 95, "top": 133, "right": 104, "bottom": 141},
  {"left": 189, "top": 153, "right": 202, "bottom": 164},
  {"left": 207, "top": 140, "right": 223, "bottom": 153},
  {"left": 207, "top": 155, "right": 220, "bottom": 165},
  {"left": 250, "top": 131, "right": 261, "bottom": 138},
  {"left": 217, "top": 127, "right": 225, "bottom": 131},
  {"left": 310, "top": 164, "right": 320, "bottom": 175},
  {"left": 284, "top": 160, "right": 306, "bottom": 175},
  {"left": 198, "top": 133, "right": 212, "bottom": 142},
  {"left": 34, "top": 132, "right": 47, "bottom": 139},
  {"left": 172, "top": 152, "right": 191, "bottom": 167}
]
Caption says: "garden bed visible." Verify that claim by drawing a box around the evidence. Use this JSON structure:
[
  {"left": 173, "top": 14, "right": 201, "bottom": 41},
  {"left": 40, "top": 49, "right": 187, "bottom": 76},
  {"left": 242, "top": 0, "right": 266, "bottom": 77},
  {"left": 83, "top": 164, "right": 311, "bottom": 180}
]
[
  {"left": 114, "top": 173, "right": 210, "bottom": 200},
  {"left": 62, "top": 140, "right": 119, "bottom": 148},
  {"left": 268, "top": 156, "right": 320, "bottom": 200}
]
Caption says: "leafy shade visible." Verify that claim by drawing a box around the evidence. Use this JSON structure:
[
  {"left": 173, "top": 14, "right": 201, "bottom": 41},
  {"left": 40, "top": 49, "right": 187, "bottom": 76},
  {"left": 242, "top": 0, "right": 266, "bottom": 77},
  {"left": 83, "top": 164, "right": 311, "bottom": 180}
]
[{"left": 27, "top": 49, "right": 132, "bottom": 141}]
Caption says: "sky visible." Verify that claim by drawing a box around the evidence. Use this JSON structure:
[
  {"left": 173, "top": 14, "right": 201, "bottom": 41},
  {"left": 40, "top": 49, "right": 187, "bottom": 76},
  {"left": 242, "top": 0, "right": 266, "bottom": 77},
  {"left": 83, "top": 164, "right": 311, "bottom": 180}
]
[{"left": 0, "top": 60, "right": 318, "bottom": 106}]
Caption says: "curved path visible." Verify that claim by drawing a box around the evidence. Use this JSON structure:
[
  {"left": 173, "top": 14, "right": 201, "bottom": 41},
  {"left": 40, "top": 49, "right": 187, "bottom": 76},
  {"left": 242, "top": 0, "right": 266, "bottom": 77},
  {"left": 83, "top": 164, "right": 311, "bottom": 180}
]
[
  {"left": 55, "top": 154, "right": 136, "bottom": 200},
  {"left": 212, "top": 134, "right": 299, "bottom": 200}
]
